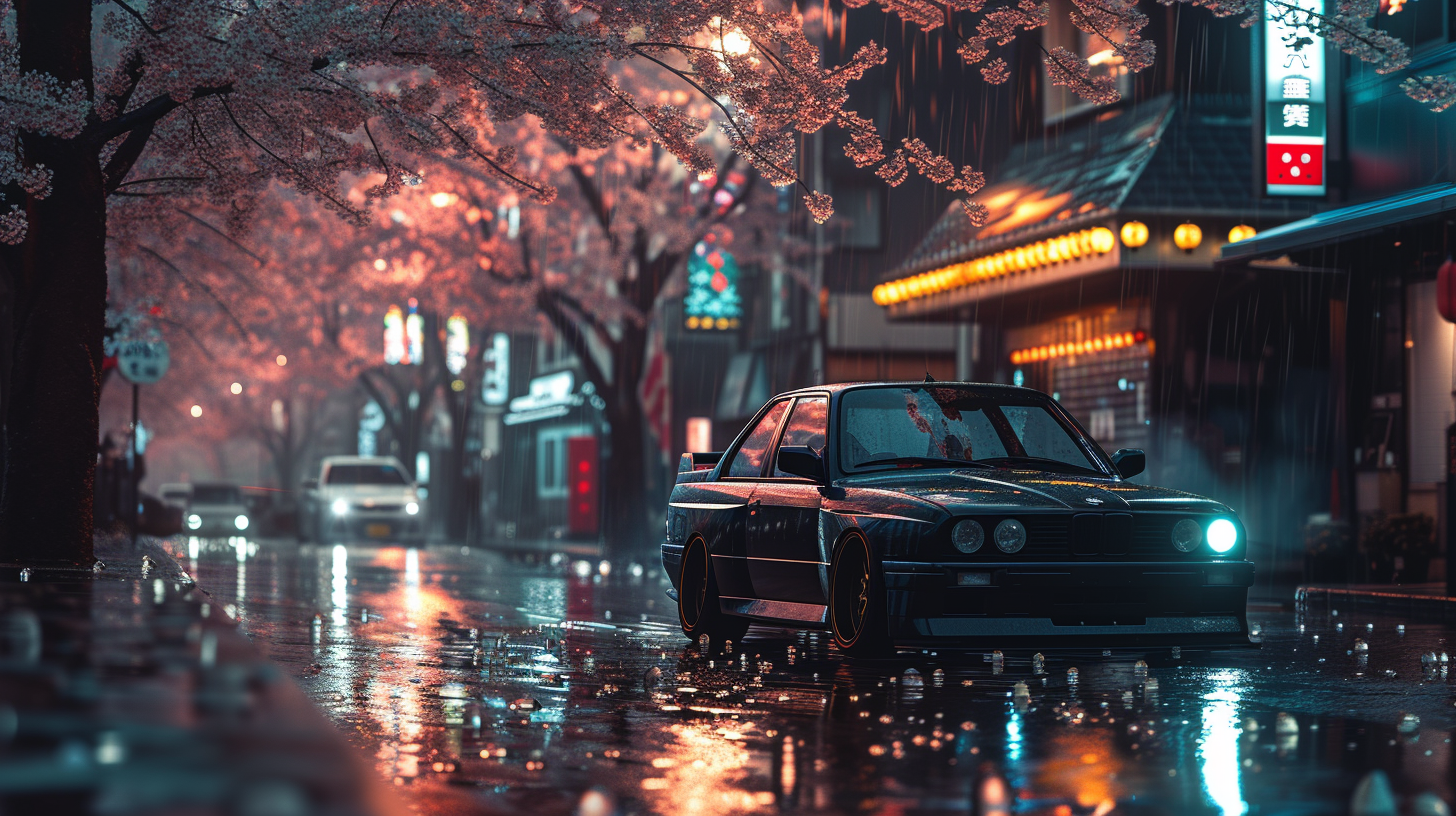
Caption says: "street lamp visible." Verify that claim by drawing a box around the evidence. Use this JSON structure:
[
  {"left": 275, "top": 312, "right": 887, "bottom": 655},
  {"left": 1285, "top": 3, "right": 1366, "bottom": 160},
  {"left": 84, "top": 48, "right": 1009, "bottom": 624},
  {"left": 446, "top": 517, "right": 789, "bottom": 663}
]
[
  {"left": 1173, "top": 222, "right": 1203, "bottom": 253},
  {"left": 1227, "top": 224, "right": 1257, "bottom": 243}
]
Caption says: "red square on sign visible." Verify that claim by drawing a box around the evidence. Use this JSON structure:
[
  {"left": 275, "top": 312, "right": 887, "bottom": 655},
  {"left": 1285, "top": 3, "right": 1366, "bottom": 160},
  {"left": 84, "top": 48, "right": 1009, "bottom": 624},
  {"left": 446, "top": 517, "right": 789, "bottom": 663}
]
[{"left": 1267, "top": 143, "right": 1323, "bottom": 186}]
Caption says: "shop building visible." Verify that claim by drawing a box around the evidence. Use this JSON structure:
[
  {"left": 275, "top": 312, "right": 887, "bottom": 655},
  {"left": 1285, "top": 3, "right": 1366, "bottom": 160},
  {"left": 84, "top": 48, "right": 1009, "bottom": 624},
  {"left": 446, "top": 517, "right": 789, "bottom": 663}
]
[{"left": 874, "top": 93, "right": 1320, "bottom": 574}]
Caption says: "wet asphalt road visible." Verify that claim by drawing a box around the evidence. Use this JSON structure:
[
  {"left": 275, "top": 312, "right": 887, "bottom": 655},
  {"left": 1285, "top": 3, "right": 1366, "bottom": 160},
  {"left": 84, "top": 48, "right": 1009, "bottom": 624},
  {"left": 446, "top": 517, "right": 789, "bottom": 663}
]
[{"left": 161, "top": 536, "right": 1456, "bottom": 815}]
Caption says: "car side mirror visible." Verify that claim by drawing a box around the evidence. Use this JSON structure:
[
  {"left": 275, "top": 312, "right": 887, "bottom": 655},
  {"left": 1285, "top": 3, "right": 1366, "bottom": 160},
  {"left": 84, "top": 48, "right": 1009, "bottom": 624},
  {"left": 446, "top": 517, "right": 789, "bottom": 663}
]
[
  {"left": 301, "top": 478, "right": 318, "bottom": 491},
  {"left": 778, "top": 446, "right": 826, "bottom": 483},
  {"left": 1111, "top": 449, "right": 1146, "bottom": 479}
]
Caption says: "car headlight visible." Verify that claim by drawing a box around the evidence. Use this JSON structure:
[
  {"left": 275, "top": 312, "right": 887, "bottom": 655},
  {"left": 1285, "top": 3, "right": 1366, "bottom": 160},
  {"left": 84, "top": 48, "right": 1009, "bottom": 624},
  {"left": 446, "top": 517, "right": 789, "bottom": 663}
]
[
  {"left": 994, "top": 519, "right": 1026, "bottom": 553},
  {"left": 405, "top": 501, "right": 420, "bottom": 516},
  {"left": 1207, "top": 518, "right": 1238, "bottom": 554},
  {"left": 1171, "top": 518, "right": 1203, "bottom": 552},
  {"left": 235, "top": 515, "right": 249, "bottom": 531},
  {"left": 952, "top": 520, "right": 984, "bottom": 553},
  {"left": 331, "top": 498, "right": 349, "bottom": 516},
  {"left": 186, "top": 514, "right": 202, "bottom": 530}
]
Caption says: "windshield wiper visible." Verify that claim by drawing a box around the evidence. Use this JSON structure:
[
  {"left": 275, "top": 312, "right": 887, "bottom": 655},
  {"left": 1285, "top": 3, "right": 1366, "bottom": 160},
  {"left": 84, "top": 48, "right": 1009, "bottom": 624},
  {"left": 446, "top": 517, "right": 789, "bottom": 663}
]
[
  {"left": 854, "top": 456, "right": 997, "bottom": 470},
  {"left": 975, "top": 456, "right": 1103, "bottom": 476}
]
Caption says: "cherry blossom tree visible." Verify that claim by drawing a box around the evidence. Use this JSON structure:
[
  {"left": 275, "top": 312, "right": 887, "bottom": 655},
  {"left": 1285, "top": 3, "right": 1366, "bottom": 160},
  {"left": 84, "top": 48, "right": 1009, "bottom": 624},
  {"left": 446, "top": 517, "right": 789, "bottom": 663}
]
[{"left": 3, "top": 0, "right": 1448, "bottom": 565}]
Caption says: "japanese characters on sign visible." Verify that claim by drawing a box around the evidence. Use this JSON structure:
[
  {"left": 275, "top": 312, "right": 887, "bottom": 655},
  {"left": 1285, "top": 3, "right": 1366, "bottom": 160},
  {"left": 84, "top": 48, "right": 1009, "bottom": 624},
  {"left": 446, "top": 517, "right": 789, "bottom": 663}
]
[
  {"left": 1264, "top": 0, "right": 1326, "bottom": 196},
  {"left": 116, "top": 339, "right": 170, "bottom": 385}
]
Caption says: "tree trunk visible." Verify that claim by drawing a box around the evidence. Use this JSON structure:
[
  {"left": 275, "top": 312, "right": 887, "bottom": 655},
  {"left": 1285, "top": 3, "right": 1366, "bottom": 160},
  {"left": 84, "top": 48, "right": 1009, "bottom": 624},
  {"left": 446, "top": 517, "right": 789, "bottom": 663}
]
[
  {"left": 600, "top": 321, "right": 651, "bottom": 557},
  {"left": 0, "top": 0, "right": 102, "bottom": 564},
  {"left": 0, "top": 138, "right": 106, "bottom": 563}
]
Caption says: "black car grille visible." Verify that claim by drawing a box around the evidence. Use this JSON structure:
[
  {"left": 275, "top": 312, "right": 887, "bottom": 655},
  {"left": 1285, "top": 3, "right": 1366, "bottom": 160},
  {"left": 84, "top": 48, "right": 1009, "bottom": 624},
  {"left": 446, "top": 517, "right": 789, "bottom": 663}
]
[{"left": 946, "top": 513, "right": 1215, "bottom": 559}]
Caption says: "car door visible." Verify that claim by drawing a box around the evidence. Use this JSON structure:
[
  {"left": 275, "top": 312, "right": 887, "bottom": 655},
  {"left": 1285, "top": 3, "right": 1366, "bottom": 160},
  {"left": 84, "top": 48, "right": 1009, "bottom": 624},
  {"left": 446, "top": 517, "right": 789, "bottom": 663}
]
[
  {"left": 747, "top": 396, "right": 830, "bottom": 608},
  {"left": 689, "top": 400, "right": 789, "bottom": 602}
]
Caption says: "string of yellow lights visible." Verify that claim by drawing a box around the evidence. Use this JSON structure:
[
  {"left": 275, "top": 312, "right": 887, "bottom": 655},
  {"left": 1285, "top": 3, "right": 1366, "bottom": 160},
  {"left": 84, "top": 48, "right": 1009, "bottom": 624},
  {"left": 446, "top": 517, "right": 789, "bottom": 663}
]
[{"left": 872, "top": 227, "right": 1117, "bottom": 307}]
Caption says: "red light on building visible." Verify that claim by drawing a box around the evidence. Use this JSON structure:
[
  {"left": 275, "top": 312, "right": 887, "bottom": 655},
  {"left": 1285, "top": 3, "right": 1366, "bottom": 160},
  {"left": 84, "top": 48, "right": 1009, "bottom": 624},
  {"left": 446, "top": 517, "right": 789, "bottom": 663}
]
[
  {"left": 567, "top": 436, "right": 599, "bottom": 537},
  {"left": 1438, "top": 259, "right": 1456, "bottom": 323}
]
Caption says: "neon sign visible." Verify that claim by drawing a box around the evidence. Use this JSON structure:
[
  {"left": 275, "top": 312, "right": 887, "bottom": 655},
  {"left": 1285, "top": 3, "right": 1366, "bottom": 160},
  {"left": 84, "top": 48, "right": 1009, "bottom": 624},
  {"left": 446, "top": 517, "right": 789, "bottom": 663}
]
[{"left": 1264, "top": 0, "right": 1326, "bottom": 196}]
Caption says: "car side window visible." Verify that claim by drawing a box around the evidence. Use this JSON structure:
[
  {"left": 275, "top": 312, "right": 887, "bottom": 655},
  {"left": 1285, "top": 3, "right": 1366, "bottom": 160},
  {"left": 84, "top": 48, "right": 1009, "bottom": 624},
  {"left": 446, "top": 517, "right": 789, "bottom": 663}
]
[
  {"left": 726, "top": 401, "right": 790, "bottom": 478},
  {"left": 772, "top": 397, "right": 828, "bottom": 477}
]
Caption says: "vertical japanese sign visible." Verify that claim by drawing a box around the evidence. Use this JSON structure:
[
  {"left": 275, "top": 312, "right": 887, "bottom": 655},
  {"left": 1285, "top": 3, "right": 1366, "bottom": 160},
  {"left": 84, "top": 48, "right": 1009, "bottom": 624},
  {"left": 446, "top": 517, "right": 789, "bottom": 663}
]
[{"left": 1265, "top": 0, "right": 1326, "bottom": 196}]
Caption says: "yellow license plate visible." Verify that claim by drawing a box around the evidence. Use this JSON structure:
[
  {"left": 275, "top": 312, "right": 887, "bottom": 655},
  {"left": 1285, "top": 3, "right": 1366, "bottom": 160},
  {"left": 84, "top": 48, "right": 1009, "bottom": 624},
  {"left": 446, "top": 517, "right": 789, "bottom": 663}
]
[{"left": 366, "top": 523, "right": 391, "bottom": 538}]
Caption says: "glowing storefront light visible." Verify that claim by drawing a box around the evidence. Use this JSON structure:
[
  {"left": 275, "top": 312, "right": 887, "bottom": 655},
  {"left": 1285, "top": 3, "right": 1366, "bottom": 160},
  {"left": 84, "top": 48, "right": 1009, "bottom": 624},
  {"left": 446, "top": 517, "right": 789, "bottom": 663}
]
[
  {"left": 445, "top": 314, "right": 470, "bottom": 376},
  {"left": 1200, "top": 671, "right": 1249, "bottom": 816},
  {"left": 383, "top": 305, "right": 405, "bottom": 365},
  {"left": 873, "top": 227, "right": 1116, "bottom": 307},
  {"left": 1009, "top": 330, "right": 1148, "bottom": 365}
]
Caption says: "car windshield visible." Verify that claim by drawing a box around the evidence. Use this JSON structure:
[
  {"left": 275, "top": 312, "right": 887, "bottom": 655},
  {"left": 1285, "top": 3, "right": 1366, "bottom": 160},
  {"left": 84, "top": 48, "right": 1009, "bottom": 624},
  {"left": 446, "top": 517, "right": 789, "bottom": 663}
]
[
  {"left": 839, "top": 386, "right": 1105, "bottom": 475},
  {"left": 326, "top": 463, "right": 408, "bottom": 485},
  {"left": 191, "top": 485, "right": 241, "bottom": 504}
]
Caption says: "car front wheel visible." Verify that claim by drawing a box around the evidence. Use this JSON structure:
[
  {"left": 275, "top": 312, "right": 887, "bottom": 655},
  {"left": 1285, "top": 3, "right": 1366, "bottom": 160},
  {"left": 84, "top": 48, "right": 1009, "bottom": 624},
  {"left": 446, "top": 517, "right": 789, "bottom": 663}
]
[
  {"left": 830, "top": 532, "right": 889, "bottom": 657},
  {"left": 678, "top": 537, "right": 749, "bottom": 648}
]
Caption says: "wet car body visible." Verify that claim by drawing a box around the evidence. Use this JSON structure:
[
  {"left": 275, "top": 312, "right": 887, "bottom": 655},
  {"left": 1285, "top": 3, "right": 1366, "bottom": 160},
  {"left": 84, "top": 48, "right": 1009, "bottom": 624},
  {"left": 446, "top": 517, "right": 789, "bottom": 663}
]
[
  {"left": 184, "top": 482, "right": 251, "bottom": 536},
  {"left": 662, "top": 382, "right": 1255, "bottom": 653},
  {"left": 303, "top": 456, "right": 425, "bottom": 545}
]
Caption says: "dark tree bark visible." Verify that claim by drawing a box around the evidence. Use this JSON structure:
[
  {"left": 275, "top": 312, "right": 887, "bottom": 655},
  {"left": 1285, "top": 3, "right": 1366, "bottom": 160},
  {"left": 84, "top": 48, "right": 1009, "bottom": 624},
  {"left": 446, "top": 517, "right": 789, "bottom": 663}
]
[{"left": 0, "top": 0, "right": 104, "bottom": 564}]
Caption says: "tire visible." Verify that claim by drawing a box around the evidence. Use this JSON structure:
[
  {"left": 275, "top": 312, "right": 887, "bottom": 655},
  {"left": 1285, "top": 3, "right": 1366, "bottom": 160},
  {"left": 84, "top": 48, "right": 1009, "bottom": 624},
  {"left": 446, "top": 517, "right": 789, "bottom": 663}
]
[
  {"left": 678, "top": 537, "right": 750, "bottom": 648},
  {"left": 830, "top": 531, "right": 889, "bottom": 657}
]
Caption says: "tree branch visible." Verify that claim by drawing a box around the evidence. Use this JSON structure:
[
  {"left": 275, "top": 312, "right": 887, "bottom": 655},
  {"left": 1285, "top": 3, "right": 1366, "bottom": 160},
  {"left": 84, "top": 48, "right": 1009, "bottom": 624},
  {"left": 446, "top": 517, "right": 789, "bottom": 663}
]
[
  {"left": 96, "top": 84, "right": 233, "bottom": 142},
  {"left": 536, "top": 289, "right": 614, "bottom": 399}
]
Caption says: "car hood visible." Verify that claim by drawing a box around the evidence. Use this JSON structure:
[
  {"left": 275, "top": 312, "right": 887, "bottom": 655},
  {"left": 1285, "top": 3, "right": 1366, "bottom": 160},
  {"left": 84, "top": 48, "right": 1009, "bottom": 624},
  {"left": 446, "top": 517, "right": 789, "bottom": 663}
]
[
  {"left": 848, "top": 469, "right": 1231, "bottom": 514},
  {"left": 320, "top": 485, "right": 416, "bottom": 501},
  {"left": 189, "top": 502, "right": 249, "bottom": 515}
]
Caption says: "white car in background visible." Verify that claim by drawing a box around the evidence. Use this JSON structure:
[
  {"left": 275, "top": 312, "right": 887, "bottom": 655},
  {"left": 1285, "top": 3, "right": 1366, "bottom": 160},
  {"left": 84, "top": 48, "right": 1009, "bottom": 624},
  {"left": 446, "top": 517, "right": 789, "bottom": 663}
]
[
  {"left": 302, "top": 456, "right": 424, "bottom": 545},
  {"left": 159, "top": 483, "right": 192, "bottom": 511},
  {"left": 184, "top": 483, "right": 252, "bottom": 536}
]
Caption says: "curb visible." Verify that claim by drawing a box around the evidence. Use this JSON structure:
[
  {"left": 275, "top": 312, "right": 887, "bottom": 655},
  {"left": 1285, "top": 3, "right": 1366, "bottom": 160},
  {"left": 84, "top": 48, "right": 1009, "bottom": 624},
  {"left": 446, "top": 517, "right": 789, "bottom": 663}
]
[{"left": 1295, "top": 584, "right": 1456, "bottom": 622}]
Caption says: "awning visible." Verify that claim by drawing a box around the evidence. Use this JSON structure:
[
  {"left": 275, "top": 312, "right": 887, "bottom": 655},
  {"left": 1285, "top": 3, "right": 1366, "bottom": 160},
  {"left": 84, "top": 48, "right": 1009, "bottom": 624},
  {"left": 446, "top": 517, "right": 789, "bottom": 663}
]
[{"left": 1219, "top": 183, "right": 1456, "bottom": 263}]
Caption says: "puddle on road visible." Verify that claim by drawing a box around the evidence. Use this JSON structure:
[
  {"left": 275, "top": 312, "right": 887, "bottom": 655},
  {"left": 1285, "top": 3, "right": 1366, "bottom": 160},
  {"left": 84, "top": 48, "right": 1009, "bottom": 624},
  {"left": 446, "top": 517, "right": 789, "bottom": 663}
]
[{"left": 165, "top": 536, "right": 1456, "bottom": 815}]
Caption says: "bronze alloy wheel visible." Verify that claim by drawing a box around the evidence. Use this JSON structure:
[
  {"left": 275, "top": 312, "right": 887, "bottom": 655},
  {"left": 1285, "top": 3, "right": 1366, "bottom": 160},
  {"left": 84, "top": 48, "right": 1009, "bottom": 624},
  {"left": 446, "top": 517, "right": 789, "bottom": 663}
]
[
  {"left": 678, "top": 539, "right": 709, "bottom": 631},
  {"left": 830, "top": 532, "right": 888, "bottom": 656},
  {"left": 677, "top": 537, "right": 749, "bottom": 646}
]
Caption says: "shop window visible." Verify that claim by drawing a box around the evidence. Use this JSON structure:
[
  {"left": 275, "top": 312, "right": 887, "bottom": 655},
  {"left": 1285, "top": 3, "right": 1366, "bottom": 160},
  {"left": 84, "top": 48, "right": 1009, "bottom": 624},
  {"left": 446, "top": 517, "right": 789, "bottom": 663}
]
[{"left": 537, "top": 425, "right": 591, "bottom": 498}]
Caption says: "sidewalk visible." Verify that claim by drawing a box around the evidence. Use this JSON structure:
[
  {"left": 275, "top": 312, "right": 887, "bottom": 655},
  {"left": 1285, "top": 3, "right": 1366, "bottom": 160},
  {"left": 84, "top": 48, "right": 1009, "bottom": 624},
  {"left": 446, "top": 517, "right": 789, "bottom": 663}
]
[
  {"left": 1295, "top": 582, "right": 1456, "bottom": 622},
  {"left": 0, "top": 534, "right": 401, "bottom": 816}
]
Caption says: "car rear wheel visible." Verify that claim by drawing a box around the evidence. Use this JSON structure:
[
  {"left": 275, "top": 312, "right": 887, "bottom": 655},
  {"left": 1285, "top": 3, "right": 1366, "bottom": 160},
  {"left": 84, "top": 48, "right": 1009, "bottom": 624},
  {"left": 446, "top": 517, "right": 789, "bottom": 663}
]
[
  {"left": 830, "top": 532, "right": 889, "bottom": 657},
  {"left": 678, "top": 537, "right": 749, "bottom": 647}
]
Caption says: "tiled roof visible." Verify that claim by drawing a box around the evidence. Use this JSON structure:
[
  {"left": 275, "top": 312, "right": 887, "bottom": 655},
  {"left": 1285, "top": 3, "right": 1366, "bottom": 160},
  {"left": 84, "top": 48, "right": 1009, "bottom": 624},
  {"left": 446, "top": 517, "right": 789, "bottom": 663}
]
[{"left": 887, "top": 95, "right": 1304, "bottom": 280}]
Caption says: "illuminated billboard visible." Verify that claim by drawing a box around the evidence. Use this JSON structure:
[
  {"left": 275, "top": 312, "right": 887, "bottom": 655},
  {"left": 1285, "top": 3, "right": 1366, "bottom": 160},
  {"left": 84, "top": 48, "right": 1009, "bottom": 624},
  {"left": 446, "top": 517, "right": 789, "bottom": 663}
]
[
  {"left": 684, "top": 237, "right": 742, "bottom": 331},
  {"left": 1264, "top": 0, "right": 1326, "bottom": 196}
]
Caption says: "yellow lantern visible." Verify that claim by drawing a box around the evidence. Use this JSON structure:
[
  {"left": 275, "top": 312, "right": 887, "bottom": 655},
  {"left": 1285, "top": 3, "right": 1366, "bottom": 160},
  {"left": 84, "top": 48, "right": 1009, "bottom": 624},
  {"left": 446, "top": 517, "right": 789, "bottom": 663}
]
[
  {"left": 872, "top": 285, "right": 887, "bottom": 305},
  {"left": 1174, "top": 222, "right": 1203, "bottom": 253},
  {"left": 1090, "top": 227, "right": 1116, "bottom": 254},
  {"left": 1120, "top": 220, "right": 1149, "bottom": 249},
  {"left": 1228, "top": 224, "right": 1257, "bottom": 243}
]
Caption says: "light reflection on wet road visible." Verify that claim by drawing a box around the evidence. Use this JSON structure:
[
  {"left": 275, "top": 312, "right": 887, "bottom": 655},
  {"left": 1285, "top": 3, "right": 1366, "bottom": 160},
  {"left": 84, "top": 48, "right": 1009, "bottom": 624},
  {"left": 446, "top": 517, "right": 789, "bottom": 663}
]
[{"left": 164, "top": 536, "right": 1456, "bottom": 815}]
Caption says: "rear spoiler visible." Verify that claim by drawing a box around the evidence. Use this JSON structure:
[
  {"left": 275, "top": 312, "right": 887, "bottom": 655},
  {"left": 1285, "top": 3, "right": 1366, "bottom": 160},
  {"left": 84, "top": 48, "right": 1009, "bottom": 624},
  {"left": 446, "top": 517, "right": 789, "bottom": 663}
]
[{"left": 678, "top": 452, "right": 724, "bottom": 473}]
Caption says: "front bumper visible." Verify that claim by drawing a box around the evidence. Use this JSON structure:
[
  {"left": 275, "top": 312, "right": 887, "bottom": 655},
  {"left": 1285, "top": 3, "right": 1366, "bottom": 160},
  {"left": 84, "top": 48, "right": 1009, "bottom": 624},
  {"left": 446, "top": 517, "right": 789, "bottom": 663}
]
[
  {"left": 321, "top": 512, "right": 424, "bottom": 542},
  {"left": 881, "top": 559, "right": 1256, "bottom": 648}
]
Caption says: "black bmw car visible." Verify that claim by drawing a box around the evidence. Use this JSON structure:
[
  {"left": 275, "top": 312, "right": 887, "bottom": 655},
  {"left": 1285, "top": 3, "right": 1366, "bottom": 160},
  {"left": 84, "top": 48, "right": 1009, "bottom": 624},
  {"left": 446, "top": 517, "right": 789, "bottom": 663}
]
[{"left": 662, "top": 382, "right": 1255, "bottom": 655}]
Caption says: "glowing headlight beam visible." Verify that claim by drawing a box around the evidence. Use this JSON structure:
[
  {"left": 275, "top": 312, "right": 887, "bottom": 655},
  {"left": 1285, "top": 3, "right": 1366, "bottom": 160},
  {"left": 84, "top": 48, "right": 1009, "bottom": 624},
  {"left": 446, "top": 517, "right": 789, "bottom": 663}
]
[{"left": 1207, "top": 519, "right": 1238, "bottom": 553}]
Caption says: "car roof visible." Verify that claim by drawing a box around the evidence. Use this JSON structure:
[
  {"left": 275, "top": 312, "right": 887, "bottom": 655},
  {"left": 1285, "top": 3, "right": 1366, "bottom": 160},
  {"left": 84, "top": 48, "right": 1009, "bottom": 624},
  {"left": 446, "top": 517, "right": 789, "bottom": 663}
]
[
  {"left": 768, "top": 381, "right": 1046, "bottom": 401},
  {"left": 321, "top": 456, "right": 406, "bottom": 467}
]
